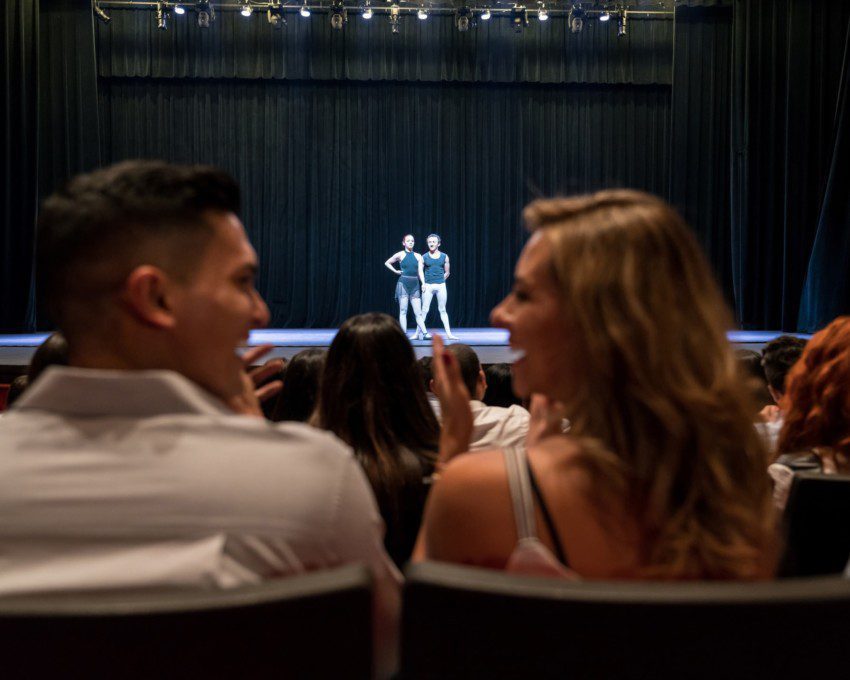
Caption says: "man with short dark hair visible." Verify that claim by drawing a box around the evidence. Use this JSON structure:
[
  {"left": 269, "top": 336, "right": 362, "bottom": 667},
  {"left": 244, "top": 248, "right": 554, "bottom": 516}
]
[
  {"left": 440, "top": 343, "right": 529, "bottom": 450},
  {"left": 0, "top": 161, "right": 399, "bottom": 672},
  {"left": 757, "top": 334, "right": 807, "bottom": 453}
]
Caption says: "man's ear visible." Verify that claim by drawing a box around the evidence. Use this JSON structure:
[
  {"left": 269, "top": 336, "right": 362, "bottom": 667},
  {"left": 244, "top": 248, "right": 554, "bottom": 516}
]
[
  {"left": 477, "top": 369, "right": 487, "bottom": 400},
  {"left": 122, "top": 265, "right": 178, "bottom": 329},
  {"left": 768, "top": 384, "right": 782, "bottom": 406}
]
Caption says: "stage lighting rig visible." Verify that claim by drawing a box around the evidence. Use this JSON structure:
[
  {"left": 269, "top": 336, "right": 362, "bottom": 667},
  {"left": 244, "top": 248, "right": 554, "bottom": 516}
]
[
  {"left": 511, "top": 5, "right": 528, "bottom": 33},
  {"left": 480, "top": 7, "right": 491, "bottom": 20},
  {"left": 389, "top": 4, "right": 400, "bottom": 33},
  {"left": 537, "top": 2, "right": 548, "bottom": 21},
  {"left": 569, "top": 3, "right": 585, "bottom": 33},
  {"left": 362, "top": 1, "right": 373, "bottom": 19},
  {"left": 300, "top": 2, "right": 310, "bottom": 17},
  {"left": 330, "top": 2, "right": 348, "bottom": 29},
  {"left": 240, "top": 1, "right": 253, "bottom": 17},
  {"left": 617, "top": 9, "right": 627, "bottom": 36},
  {"left": 156, "top": 1, "right": 169, "bottom": 29},
  {"left": 174, "top": 4, "right": 186, "bottom": 15},
  {"left": 267, "top": 2, "right": 285, "bottom": 28},
  {"left": 195, "top": 1, "right": 215, "bottom": 28},
  {"left": 455, "top": 6, "right": 472, "bottom": 32},
  {"left": 93, "top": 0, "right": 111, "bottom": 23},
  {"left": 417, "top": 6, "right": 428, "bottom": 20}
]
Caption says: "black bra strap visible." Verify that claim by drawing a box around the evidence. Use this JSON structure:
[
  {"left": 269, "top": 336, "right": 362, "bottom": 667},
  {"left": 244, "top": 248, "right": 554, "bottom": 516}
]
[{"left": 526, "top": 458, "right": 570, "bottom": 568}]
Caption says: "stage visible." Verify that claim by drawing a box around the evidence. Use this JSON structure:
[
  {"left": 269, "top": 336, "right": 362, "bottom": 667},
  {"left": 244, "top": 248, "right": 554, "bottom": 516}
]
[{"left": 0, "top": 329, "right": 810, "bottom": 369}]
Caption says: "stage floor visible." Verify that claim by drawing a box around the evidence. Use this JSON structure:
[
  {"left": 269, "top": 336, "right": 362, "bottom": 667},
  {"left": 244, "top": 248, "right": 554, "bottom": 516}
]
[{"left": 0, "top": 328, "right": 810, "bottom": 367}]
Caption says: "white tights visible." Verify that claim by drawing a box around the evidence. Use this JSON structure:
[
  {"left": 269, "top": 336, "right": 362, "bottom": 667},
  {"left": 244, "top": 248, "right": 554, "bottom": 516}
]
[
  {"left": 421, "top": 283, "right": 453, "bottom": 335},
  {"left": 399, "top": 295, "right": 428, "bottom": 334}
]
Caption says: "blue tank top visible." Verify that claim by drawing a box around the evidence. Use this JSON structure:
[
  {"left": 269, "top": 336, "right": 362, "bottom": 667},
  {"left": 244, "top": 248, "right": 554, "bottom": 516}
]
[
  {"left": 423, "top": 252, "right": 446, "bottom": 283},
  {"left": 400, "top": 251, "right": 419, "bottom": 277}
]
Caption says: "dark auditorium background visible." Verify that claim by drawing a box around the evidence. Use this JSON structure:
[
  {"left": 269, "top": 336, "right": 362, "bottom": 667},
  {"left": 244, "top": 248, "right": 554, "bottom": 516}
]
[{"left": 2, "top": 0, "right": 849, "bottom": 332}]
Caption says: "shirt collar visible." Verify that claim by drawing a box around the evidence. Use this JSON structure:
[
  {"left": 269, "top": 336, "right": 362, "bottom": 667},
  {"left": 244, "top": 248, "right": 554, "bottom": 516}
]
[{"left": 13, "top": 366, "right": 232, "bottom": 418}]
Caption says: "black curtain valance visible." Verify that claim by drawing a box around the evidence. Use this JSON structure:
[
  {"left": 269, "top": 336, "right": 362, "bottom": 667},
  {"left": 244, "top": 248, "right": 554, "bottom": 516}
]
[{"left": 96, "top": 9, "right": 673, "bottom": 85}]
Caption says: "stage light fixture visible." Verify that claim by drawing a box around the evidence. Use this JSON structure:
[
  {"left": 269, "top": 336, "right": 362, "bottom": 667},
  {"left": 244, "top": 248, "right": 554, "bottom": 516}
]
[
  {"left": 617, "top": 9, "right": 627, "bottom": 36},
  {"left": 330, "top": 2, "right": 347, "bottom": 29},
  {"left": 480, "top": 7, "right": 491, "bottom": 20},
  {"left": 537, "top": 3, "right": 548, "bottom": 21},
  {"left": 569, "top": 3, "right": 585, "bottom": 33},
  {"left": 156, "top": 2, "right": 169, "bottom": 29},
  {"left": 417, "top": 6, "right": 428, "bottom": 20},
  {"left": 455, "top": 6, "right": 472, "bottom": 31},
  {"left": 93, "top": 0, "right": 111, "bottom": 23},
  {"left": 267, "top": 3, "right": 285, "bottom": 28},
  {"left": 389, "top": 4, "right": 400, "bottom": 33},
  {"left": 511, "top": 5, "right": 528, "bottom": 33},
  {"left": 195, "top": 1, "right": 215, "bottom": 28},
  {"left": 240, "top": 1, "right": 252, "bottom": 17},
  {"left": 300, "top": 2, "right": 311, "bottom": 17},
  {"left": 362, "top": 2, "right": 373, "bottom": 19},
  {"left": 174, "top": 5, "right": 186, "bottom": 16},
  {"left": 599, "top": 9, "right": 610, "bottom": 21}
]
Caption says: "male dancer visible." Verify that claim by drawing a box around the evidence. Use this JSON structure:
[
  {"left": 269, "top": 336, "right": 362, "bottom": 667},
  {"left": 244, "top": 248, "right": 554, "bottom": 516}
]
[
  {"left": 384, "top": 234, "right": 429, "bottom": 339},
  {"left": 418, "top": 233, "right": 458, "bottom": 340}
]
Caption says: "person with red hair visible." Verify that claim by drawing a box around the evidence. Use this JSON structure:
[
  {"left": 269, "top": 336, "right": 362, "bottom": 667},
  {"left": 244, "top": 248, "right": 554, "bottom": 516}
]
[{"left": 769, "top": 316, "right": 850, "bottom": 507}]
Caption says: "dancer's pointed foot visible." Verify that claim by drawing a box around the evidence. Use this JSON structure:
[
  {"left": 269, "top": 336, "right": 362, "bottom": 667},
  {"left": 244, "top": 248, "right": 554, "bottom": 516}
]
[
  {"left": 424, "top": 332, "right": 433, "bottom": 340},
  {"left": 446, "top": 333, "right": 459, "bottom": 340}
]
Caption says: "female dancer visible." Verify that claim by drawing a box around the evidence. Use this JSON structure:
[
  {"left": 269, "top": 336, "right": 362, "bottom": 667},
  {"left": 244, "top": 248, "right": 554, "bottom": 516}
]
[
  {"left": 385, "top": 234, "right": 429, "bottom": 339},
  {"left": 419, "top": 233, "right": 458, "bottom": 339}
]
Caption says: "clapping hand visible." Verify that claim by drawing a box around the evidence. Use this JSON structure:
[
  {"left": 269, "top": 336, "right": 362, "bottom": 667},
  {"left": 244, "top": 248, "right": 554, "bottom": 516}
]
[
  {"left": 227, "top": 344, "right": 285, "bottom": 418},
  {"left": 431, "top": 335, "right": 474, "bottom": 464}
]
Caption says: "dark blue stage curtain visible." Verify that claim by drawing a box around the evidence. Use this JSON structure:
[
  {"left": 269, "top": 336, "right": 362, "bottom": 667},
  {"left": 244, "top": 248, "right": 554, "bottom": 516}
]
[
  {"left": 798, "top": 20, "right": 850, "bottom": 332},
  {"left": 1, "top": 0, "right": 39, "bottom": 332},
  {"left": 731, "top": 0, "right": 850, "bottom": 331},
  {"left": 95, "top": 10, "right": 673, "bottom": 328}
]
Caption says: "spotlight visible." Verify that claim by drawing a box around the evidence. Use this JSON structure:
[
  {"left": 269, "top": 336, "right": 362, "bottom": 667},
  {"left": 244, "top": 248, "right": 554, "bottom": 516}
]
[
  {"left": 93, "top": 0, "right": 111, "bottom": 23},
  {"left": 455, "top": 6, "right": 472, "bottom": 31},
  {"left": 511, "top": 5, "right": 528, "bottom": 33},
  {"left": 156, "top": 1, "right": 169, "bottom": 29},
  {"left": 537, "top": 3, "right": 548, "bottom": 21},
  {"left": 174, "top": 4, "right": 186, "bottom": 15},
  {"left": 195, "top": 1, "right": 215, "bottom": 28},
  {"left": 617, "top": 9, "right": 627, "bottom": 37},
  {"left": 389, "top": 4, "right": 400, "bottom": 33},
  {"left": 417, "top": 6, "right": 428, "bottom": 20},
  {"left": 300, "top": 2, "right": 310, "bottom": 17},
  {"left": 599, "top": 9, "right": 610, "bottom": 21},
  {"left": 362, "top": 2, "right": 373, "bottom": 19},
  {"left": 240, "top": 1, "right": 252, "bottom": 17},
  {"left": 569, "top": 3, "right": 585, "bottom": 33},
  {"left": 480, "top": 7, "right": 491, "bottom": 20},
  {"left": 267, "top": 3, "right": 285, "bottom": 28},
  {"left": 330, "top": 2, "right": 347, "bottom": 29}
]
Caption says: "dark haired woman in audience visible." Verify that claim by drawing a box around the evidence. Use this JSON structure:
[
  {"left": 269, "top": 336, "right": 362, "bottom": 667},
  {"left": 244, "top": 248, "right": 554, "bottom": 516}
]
[
  {"left": 417, "top": 190, "right": 777, "bottom": 579},
  {"left": 482, "top": 363, "right": 523, "bottom": 408},
  {"left": 315, "top": 313, "right": 439, "bottom": 567},
  {"left": 768, "top": 317, "right": 850, "bottom": 508},
  {"left": 270, "top": 349, "right": 326, "bottom": 423}
]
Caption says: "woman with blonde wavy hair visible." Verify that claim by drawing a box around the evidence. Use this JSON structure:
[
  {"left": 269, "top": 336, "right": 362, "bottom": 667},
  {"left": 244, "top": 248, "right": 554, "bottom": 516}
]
[{"left": 414, "top": 190, "right": 777, "bottom": 579}]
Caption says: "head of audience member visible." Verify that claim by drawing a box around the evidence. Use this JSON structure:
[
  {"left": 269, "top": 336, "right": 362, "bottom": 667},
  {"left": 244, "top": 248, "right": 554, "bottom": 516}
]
[
  {"left": 27, "top": 332, "right": 69, "bottom": 384},
  {"left": 490, "top": 189, "right": 775, "bottom": 578},
  {"left": 482, "top": 363, "right": 523, "bottom": 408},
  {"left": 761, "top": 335, "right": 807, "bottom": 403},
  {"left": 270, "top": 349, "right": 326, "bottom": 423},
  {"left": 445, "top": 344, "right": 485, "bottom": 401},
  {"left": 777, "top": 317, "right": 850, "bottom": 462},
  {"left": 36, "top": 161, "right": 269, "bottom": 403},
  {"left": 417, "top": 356, "right": 434, "bottom": 393},
  {"left": 5, "top": 375, "right": 29, "bottom": 409},
  {"left": 736, "top": 349, "right": 773, "bottom": 410}
]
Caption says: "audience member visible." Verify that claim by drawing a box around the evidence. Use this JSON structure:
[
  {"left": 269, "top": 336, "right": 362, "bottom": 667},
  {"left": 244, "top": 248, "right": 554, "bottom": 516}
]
[
  {"left": 756, "top": 335, "right": 807, "bottom": 453},
  {"left": 0, "top": 161, "right": 399, "bottom": 674},
  {"left": 269, "top": 348, "right": 326, "bottom": 422},
  {"left": 769, "top": 317, "right": 850, "bottom": 508},
  {"left": 315, "top": 313, "right": 439, "bottom": 568},
  {"left": 482, "top": 362, "right": 523, "bottom": 408},
  {"left": 736, "top": 349, "right": 773, "bottom": 412},
  {"left": 443, "top": 344, "right": 529, "bottom": 451},
  {"left": 417, "top": 190, "right": 776, "bottom": 580},
  {"left": 417, "top": 355, "right": 440, "bottom": 418},
  {"left": 5, "top": 375, "right": 29, "bottom": 409},
  {"left": 27, "top": 331, "right": 69, "bottom": 383}
]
